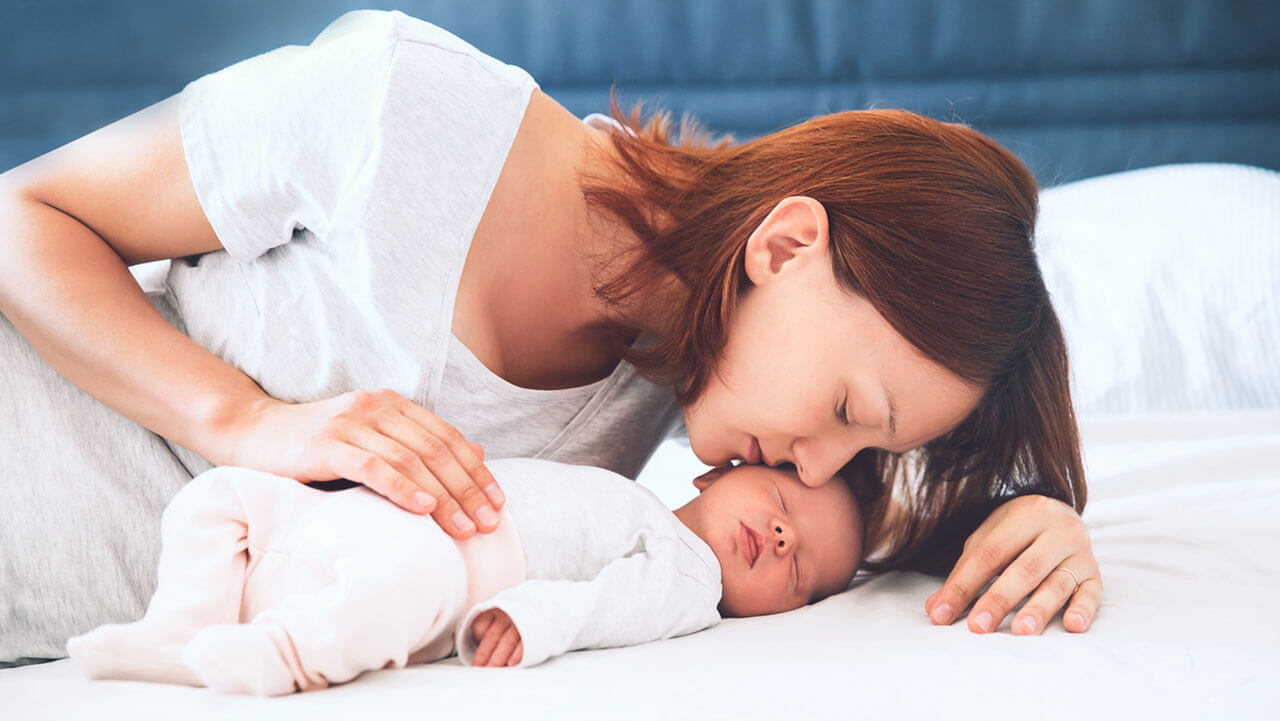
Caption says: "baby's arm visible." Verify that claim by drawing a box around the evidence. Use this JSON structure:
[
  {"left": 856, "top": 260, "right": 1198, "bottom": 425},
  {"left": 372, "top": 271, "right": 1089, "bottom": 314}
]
[{"left": 458, "top": 536, "right": 721, "bottom": 668}]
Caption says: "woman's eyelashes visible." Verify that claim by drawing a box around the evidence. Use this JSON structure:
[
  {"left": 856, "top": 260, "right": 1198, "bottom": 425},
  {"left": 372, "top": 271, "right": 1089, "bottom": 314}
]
[{"left": 836, "top": 392, "right": 852, "bottom": 426}]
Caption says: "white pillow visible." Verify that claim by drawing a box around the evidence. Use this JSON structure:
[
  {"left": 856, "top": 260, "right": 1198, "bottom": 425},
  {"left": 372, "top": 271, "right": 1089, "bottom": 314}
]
[{"left": 1035, "top": 163, "right": 1280, "bottom": 414}]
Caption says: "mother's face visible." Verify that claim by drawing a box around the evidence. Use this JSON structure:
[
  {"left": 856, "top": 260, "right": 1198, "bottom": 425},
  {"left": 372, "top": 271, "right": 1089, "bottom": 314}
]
[{"left": 682, "top": 197, "right": 982, "bottom": 487}]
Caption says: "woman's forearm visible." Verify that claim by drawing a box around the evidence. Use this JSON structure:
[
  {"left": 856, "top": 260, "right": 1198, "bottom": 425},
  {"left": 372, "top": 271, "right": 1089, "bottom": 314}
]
[{"left": 0, "top": 188, "right": 266, "bottom": 464}]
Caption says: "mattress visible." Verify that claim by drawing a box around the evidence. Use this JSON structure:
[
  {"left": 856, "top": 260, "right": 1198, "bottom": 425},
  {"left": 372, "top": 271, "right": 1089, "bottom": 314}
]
[
  {"left": 5, "top": 159, "right": 1278, "bottom": 718},
  {"left": 4, "top": 410, "right": 1278, "bottom": 720}
]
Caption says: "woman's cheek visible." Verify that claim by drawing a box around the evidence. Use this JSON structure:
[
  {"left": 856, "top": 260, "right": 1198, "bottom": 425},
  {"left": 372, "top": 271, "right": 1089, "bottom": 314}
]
[{"left": 684, "top": 390, "right": 730, "bottom": 461}]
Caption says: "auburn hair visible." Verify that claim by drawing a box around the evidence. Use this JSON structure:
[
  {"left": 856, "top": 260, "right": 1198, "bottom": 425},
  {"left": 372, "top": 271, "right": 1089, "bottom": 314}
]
[{"left": 580, "top": 90, "right": 1086, "bottom": 575}]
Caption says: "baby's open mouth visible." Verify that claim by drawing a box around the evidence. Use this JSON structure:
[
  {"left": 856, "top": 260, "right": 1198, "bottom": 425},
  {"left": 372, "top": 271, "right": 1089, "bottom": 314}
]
[{"left": 739, "top": 522, "right": 761, "bottom": 568}]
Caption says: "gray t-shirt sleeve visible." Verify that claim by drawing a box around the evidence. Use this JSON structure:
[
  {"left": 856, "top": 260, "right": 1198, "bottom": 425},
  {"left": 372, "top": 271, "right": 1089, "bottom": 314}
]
[
  {"left": 456, "top": 533, "right": 721, "bottom": 667},
  {"left": 177, "top": 10, "right": 397, "bottom": 262}
]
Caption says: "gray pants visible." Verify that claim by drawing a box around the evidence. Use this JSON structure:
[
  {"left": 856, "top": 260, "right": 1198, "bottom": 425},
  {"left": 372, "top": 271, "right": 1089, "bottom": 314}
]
[{"left": 0, "top": 290, "right": 211, "bottom": 664}]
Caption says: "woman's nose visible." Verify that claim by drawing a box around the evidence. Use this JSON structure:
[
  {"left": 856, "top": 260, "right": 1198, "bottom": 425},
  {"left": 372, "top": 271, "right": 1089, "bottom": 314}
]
[
  {"left": 793, "top": 439, "right": 858, "bottom": 487},
  {"left": 770, "top": 518, "right": 795, "bottom": 556}
]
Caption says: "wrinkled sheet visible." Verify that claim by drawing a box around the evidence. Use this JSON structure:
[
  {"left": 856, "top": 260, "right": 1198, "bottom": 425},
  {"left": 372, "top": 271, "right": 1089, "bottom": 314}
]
[{"left": 4, "top": 412, "right": 1278, "bottom": 721}]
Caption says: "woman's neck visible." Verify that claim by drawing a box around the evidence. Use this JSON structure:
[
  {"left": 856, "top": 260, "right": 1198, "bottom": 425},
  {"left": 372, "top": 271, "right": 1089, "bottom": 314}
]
[{"left": 457, "top": 94, "right": 678, "bottom": 389}]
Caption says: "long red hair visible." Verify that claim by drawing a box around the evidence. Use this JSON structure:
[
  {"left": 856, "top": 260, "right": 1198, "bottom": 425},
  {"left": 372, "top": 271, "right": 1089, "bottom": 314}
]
[{"left": 581, "top": 91, "right": 1085, "bottom": 574}]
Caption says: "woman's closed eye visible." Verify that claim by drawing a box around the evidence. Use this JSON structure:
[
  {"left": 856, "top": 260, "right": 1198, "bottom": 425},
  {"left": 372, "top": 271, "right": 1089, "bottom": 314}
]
[{"left": 836, "top": 392, "right": 852, "bottom": 426}]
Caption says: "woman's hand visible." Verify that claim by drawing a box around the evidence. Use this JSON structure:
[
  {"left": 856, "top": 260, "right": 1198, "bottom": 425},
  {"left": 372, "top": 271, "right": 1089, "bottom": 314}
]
[
  {"left": 925, "top": 495, "right": 1102, "bottom": 635},
  {"left": 470, "top": 609, "right": 523, "bottom": 667},
  {"left": 227, "top": 389, "right": 504, "bottom": 539}
]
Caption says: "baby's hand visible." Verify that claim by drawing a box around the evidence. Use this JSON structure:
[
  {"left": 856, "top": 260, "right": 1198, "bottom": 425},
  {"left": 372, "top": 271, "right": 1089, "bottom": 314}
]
[{"left": 470, "top": 609, "right": 522, "bottom": 667}]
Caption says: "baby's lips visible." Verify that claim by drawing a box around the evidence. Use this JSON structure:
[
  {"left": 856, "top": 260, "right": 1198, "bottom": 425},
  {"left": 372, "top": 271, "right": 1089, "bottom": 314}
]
[{"left": 739, "top": 522, "right": 762, "bottom": 568}]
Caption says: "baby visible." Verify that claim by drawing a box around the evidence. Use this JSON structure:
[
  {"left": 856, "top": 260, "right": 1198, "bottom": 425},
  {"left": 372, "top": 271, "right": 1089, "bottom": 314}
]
[{"left": 67, "top": 458, "right": 863, "bottom": 695}]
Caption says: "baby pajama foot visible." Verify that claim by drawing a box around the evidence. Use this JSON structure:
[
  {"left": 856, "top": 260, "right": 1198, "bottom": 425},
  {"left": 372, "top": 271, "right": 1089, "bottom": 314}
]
[
  {"left": 180, "top": 623, "right": 299, "bottom": 696},
  {"left": 66, "top": 620, "right": 202, "bottom": 687}
]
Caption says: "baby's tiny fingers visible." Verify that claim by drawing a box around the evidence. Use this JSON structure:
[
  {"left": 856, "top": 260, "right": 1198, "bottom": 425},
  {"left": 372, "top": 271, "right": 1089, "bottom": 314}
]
[
  {"left": 471, "top": 610, "right": 495, "bottom": 640},
  {"left": 508, "top": 640, "right": 523, "bottom": 667},
  {"left": 487, "top": 624, "right": 522, "bottom": 668},
  {"left": 472, "top": 623, "right": 502, "bottom": 666}
]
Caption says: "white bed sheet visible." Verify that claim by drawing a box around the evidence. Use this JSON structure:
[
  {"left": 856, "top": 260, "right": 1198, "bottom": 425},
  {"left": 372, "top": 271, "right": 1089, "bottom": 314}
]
[{"left": 4, "top": 411, "right": 1278, "bottom": 720}]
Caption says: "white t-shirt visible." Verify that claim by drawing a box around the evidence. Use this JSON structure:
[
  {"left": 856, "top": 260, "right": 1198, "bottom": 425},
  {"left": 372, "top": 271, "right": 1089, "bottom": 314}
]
[{"left": 169, "top": 9, "right": 682, "bottom": 478}]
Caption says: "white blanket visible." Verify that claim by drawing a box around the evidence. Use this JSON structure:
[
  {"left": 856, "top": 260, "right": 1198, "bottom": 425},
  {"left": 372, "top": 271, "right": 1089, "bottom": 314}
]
[{"left": 6, "top": 411, "right": 1278, "bottom": 721}]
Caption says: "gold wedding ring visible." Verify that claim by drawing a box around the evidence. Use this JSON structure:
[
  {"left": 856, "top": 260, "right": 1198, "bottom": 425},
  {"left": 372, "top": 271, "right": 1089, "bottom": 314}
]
[{"left": 1054, "top": 566, "right": 1082, "bottom": 593}]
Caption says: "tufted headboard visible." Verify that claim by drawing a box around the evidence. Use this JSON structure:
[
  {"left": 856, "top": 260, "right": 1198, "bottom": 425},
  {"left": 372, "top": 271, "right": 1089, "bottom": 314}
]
[{"left": 2, "top": 0, "right": 1277, "bottom": 186}]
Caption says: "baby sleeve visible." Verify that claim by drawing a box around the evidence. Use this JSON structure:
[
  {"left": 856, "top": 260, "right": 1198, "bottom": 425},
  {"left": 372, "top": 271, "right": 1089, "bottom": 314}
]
[
  {"left": 456, "top": 535, "right": 722, "bottom": 667},
  {"left": 177, "top": 10, "right": 397, "bottom": 262}
]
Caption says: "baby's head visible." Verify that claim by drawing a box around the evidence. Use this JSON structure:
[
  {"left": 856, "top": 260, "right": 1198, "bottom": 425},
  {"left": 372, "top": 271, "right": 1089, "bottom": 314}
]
[{"left": 673, "top": 464, "right": 864, "bottom": 617}]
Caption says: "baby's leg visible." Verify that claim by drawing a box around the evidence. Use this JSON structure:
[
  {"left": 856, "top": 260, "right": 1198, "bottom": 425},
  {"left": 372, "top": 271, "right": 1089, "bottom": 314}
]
[
  {"left": 66, "top": 468, "right": 293, "bottom": 685},
  {"left": 182, "top": 504, "right": 470, "bottom": 695}
]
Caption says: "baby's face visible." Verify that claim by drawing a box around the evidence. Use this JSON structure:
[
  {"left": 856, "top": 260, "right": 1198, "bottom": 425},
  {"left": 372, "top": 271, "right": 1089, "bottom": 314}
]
[{"left": 674, "top": 464, "right": 863, "bottom": 617}]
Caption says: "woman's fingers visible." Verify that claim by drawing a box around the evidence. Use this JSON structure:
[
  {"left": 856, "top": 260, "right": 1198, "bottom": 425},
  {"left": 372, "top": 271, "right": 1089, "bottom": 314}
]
[
  {"left": 926, "top": 495, "right": 1101, "bottom": 634},
  {"left": 1063, "top": 576, "right": 1103, "bottom": 633},
  {"left": 327, "top": 441, "right": 436, "bottom": 516},
  {"left": 398, "top": 399, "right": 504, "bottom": 507},
  {"left": 1009, "top": 564, "right": 1094, "bottom": 635},
  {"left": 332, "top": 390, "right": 505, "bottom": 538},
  {"left": 969, "top": 534, "right": 1073, "bottom": 633},
  {"left": 351, "top": 413, "right": 500, "bottom": 537},
  {"left": 235, "top": 389, "right": 504, "bottom": 538},
  {"left": 926, "top": 505, "right": 1042, "bottom": 625}
]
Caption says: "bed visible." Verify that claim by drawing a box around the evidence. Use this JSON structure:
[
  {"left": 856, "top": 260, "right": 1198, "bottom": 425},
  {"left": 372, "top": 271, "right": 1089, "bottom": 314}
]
[
  {"left": 5, "top": 161, "right": 1278, "bottom": 720},
  {"left": 7, "top": 409, "right": 1279, "bottom": 719},
  {"left": 3, "top": 1, "right": 1279, "bottom": 719}
]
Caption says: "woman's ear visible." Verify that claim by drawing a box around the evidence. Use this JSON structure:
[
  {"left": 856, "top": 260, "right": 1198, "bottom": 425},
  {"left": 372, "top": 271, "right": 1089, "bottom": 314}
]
[
  {"left": 692, "top": 465, "right": 732, "bottom": 492},
  {"left": 743, "top": 196, "right": 829, "bottom": 287}
]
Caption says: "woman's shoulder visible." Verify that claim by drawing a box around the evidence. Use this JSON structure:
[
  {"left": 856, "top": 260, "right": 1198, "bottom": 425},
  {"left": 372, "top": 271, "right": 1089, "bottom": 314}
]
[{"left": 317, "top": 9, "right": 536, "bottom": 90}]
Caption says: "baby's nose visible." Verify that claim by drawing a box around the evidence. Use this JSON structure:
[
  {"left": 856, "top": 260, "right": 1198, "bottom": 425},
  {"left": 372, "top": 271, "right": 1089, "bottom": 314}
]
[{"left": 770, "top": 520, "right": 795, "bottom": 554}]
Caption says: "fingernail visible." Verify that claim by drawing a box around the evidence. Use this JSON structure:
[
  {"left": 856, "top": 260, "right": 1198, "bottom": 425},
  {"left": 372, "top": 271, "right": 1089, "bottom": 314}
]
[
  {"left": 413, "top": 491, "right": 435, "bottom": 512},
  {"left": 975, "top": 611, "right": 994, "bottom": 632},
  {"left": 476, "top": 505, "right": 498, "bottom": 528},
  {"left": 452, "top": 511, "right": 476, "bottom": 533},
  {"left": 1016, "top": 615, "right": 1038, "bottom": 634},
  {"left": 932, "top": 603, "right": 953, "bottom": 624},
  {"left": 1066, "top": 611, "right": 1086, "bottom": 630},
  {"left": 483, "top": 483, "right": 505, "bottom": 506}
]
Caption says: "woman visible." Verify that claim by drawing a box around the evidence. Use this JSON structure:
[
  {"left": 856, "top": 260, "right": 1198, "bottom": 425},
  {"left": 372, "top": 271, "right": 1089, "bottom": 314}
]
[{"left": 0, "top": 10, "right": 1099, "bottom": 663}]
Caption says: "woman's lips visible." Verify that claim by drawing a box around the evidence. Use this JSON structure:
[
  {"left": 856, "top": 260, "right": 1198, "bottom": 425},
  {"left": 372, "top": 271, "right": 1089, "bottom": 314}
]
[
  {"left": 739, "top": 522, "right": 761, "bottom": 568},
  {"left": 746, "top": 437, "right": 762, "bottom": 465}
]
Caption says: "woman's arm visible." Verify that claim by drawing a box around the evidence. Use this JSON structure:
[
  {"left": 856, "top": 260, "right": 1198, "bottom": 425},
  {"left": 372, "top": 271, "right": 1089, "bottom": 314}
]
[
  {"left": 0, "top": 98, "right": 503, "bottom": 537},
  {"left": 0, "top": 97, "right": 253, "bottom": 453}
]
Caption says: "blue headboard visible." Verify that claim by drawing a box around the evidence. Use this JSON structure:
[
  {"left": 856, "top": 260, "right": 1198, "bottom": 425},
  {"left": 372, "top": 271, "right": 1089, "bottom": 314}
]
[{"left": 3, "top": 0, "right": 1277, "bottom": 186}]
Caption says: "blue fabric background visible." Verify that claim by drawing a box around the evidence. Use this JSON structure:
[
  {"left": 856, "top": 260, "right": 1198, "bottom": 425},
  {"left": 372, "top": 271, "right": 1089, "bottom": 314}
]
[{"left": 2, "top": 0, "right": 1277, "bottom": 185}]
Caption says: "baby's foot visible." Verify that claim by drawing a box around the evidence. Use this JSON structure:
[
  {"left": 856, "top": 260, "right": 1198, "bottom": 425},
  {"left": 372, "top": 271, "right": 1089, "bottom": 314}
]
[
  {"left": 66, "top": 621, "right": 201, "bottom": 686},
  {"left": 181, "top": 624, "right": 298, "bottom": 696}
]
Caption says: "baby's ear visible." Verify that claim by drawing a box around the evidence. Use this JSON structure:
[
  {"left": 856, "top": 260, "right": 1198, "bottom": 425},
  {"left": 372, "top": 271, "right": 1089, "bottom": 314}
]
[{"left": 692, "top": 465, "right": 732, "bottom": 492}]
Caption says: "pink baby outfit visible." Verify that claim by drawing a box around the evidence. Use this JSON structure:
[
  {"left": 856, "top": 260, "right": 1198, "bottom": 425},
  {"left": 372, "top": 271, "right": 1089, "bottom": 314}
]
[
  {"left": 68, "top": 458, "right": 722, "bottom": 694},
  {"left": 66, "top": 467, "right": 525, "bottom": 695}
]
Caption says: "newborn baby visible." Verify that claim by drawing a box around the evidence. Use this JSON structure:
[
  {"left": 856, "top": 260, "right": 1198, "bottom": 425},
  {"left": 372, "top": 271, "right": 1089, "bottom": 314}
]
[{"left": 67, "top": 458, "right": 863, "bottom": 695}]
